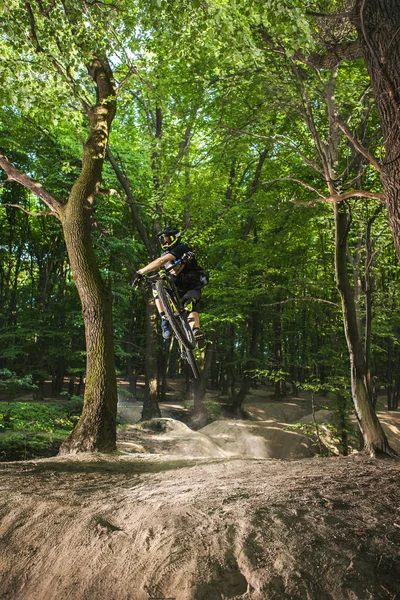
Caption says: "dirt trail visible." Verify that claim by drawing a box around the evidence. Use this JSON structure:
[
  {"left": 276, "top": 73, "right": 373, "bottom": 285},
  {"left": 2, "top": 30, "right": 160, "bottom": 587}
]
[
  {"left": 117, "top": 392, "right": 400, "bottom": 459},
  {"left": 1, "top": 454, "right": 399, "bottom": 600},
  {"left": 1, "top": 391, "right": 399, "bottom": 599}
]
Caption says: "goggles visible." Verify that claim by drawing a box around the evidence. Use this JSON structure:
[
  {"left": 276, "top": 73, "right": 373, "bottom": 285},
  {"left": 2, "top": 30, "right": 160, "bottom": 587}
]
[{"left": 159, "top": 234, "right": 175, "bottom": 245}]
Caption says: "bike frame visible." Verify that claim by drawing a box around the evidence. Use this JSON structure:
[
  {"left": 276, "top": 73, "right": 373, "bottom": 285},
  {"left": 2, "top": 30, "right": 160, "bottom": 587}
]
[{"left": 143, "top": 262, "right": 200, "bottom": 379}]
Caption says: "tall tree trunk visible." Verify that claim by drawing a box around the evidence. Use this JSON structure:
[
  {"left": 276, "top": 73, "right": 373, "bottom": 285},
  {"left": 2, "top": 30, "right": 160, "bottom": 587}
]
[
  {"left": 60, "top": 197, "right": 117, "bottom": 452},
  {"left": 0, "top": 57, "right": 118, "bottom": 454},
  {"left": 106, "top": 147, "right": 161, "bottom": 418},
  {"left": 231, "top": 312, "right": 260, "bottom": 413},
  {"left": 141, "top": 288, "right": 161, "bottom": 420},
  {"left": 334, "top": 202, "right": 395, "bottom": 456},
  {"left": 387, "top": 337, "right": 393, "bottom": 410},
  {"left": 354, "top": 0, "right": 400, "bottom": 260},
  {"left": 273, "top": 303, "right": 284, "bottom": 400},
  {"left": 59, "top": 57, "right": 118, "bottom": 453},
  {"left": 193, "top": 338, "right": 216, "bottom": 426},
  {"left": 323, "top": 65, "right": 395, "bottom": 456},
  {"left": 221, "top": 324, "right": 235, "bottom": 397}
]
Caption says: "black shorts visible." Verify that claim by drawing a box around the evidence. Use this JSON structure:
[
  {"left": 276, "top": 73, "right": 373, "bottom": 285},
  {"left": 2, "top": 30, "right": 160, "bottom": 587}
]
[
  {"left": 171, "top": 271, "right": 203, "bottom": 312},
  {"left": 179, "top": 288, "right": 202, "bottom": 313}
]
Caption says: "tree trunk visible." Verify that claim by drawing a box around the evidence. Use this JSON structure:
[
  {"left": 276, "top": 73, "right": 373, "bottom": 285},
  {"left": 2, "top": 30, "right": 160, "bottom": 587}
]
[
  {"left": 193, "top": 339, "right": 216, "bottom": 426},
  {"left": 231, "top": 312, "right": 260, "bottom": 413},
  {"left": 272, "top": 303, "right": 284, "bottom": 400},
  {"left": 52, "top": 358, "right": 65, "bottom": 396},
  {"left": 393, "top": 376, "right": 400, "bottom": 411},
  {"left": 0, "top": 57, "right": 119, "bottom": 454},
  {"left": 354, "top": 0, "right": 400, "bottom": 260},
  {"left": 141, "top": 288, "right": 161, "bottom": 420},
  {"left": 59, "top": 189, "right": 117, "bottom": 452},
  {"left": 334, "top": 202, "right": 396, "bottom": 456},
  {"left": 59, "top": 57, "right": 118, "bottom": 454},
  {"left": 106, "top": 148, "right": 161, "bottom": 418},
  {"left": 336, "top": 393, "right": 349, "bottom": 456}
]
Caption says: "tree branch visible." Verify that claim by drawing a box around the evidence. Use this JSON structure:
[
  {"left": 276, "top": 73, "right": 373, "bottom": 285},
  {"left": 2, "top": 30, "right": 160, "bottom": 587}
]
[
  {"left": 289, "top": 58, "right": 330, "bottom": 175},
  {"left": 24, "top": 1, "right": 92, "bottom": 114},
  {"left": 292, "top": 189, "right": 383, "bottom": 207},
  {"left": 334, "top": 116, "right": 383, "bottom": 173},
  {"left": 302, "top": 41, "right": 363, "bottom": 69},
  {"left": 0, "top": 151, "right": 63, "bottom": 218},
  {"left": 263, "top": 297, "right": 339, "bottom": 307},
  {"left": 260, "top": 177, "right": 326, "bottom": 198},
  {"left": 306, "top": 11, "right": 353, "bottom": 19},
  {"left": 219, "top": 124, "right": 324, "bottom": 175},
  {"left": 2, "top": 203, "right": 55, "bottom": 217},
  {"left": 106, "top": 146, "right": 153, "bottom": 254}
]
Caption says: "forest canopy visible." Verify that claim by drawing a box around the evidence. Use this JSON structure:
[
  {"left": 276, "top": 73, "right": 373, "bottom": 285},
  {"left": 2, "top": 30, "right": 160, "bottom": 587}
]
[{"left": 0, "top": 0, "right": 399, "bottom": 457}]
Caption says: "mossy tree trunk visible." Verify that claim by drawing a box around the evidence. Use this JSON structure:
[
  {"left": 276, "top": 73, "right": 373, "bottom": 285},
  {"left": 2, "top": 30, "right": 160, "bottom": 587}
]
[
  {"left": 59, "top": 58, "right": 118, "bottom": 453},
  {"left": 0, "top": 57, "right": 118, "bottom": 453}
]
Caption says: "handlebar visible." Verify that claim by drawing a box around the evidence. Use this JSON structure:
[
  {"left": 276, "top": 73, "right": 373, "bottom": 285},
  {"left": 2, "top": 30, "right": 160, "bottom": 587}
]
[{"left": 133, "top": 252, "right": 195, "bottom": 288}]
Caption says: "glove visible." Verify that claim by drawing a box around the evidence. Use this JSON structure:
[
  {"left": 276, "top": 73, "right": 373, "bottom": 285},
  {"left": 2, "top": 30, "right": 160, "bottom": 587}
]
[
  {"left": 132, "top": 272, "right": 144, "bottom": 288},
  {"left": 182, "top": 251, "right": 195, "bottom": 263}
]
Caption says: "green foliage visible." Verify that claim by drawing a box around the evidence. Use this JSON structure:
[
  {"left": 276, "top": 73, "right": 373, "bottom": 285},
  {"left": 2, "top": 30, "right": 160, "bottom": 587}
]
[
  {"left": 0, "top": 432, "right": 66, "bottom": 462},
  {"left": 203, "top": 397, "right": 223, "bottom": 420},
  {"left": 0, "top": 397, "right": 83, "bottom": 461},
  {"left": 0, "top": 369, "right": 37, "bottom": 392},
  {"left": 0, "top": 398, "right": 83, "bottom": 434},
  {"left": 0, "top": 0, "right": 398, "bottom": 424}
]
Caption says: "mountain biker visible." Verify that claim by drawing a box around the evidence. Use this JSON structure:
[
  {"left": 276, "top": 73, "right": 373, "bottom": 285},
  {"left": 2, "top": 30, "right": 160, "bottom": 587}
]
[{"left": 133, "top": 226, "right": 207, "bottom": 349}]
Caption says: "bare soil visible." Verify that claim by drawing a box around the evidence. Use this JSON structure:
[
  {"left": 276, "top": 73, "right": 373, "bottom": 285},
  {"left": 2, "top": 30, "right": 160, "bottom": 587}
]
[{"left": 0, "top": 387, "right": 399, "bottom": 600}]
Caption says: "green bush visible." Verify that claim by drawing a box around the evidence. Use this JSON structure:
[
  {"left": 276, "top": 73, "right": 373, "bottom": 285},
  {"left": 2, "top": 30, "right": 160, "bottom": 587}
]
[
  {"left": 0, "top": 432, "right": 66, "bottom": 462},
  {"left": 0, "top": 397, "right": 83, "bottom": 462},
  {"left": 0, "top": 398, "right": 83, "bottom": 434},
  {"left": 0, "top": 369, "right": 37, "bottom": 393}
]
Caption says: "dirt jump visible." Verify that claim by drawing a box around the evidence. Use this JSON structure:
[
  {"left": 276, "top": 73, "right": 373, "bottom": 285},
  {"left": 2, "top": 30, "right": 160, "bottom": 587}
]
[{"left": 1, "top": 388, "right": 399, "bottom": 600}]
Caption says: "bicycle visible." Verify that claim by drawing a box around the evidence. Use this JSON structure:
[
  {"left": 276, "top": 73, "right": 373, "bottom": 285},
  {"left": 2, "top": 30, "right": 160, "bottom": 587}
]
[{"left": 136, "top": 260, "right": 201, "bottom": 379}]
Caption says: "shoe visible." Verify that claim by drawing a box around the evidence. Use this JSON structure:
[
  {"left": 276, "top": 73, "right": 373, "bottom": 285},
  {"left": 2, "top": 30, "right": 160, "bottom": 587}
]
[
  {"left": 161, "top": 318, "right": 171, "bottom": 340},
  {"left": 193, "top": 328, "right": 205, "bottom": 349}
]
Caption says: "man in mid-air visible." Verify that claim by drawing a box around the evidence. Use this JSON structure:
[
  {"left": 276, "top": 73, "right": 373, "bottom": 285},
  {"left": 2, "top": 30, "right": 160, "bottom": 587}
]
[{"left": 133, "top": 226, "right": 207, "bottom": 348}]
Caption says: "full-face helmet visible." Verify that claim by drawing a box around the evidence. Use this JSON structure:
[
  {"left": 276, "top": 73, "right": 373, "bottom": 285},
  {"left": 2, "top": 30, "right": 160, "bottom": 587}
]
[{"left": 157, "top": 226, "right": 181, "bottom": 251}]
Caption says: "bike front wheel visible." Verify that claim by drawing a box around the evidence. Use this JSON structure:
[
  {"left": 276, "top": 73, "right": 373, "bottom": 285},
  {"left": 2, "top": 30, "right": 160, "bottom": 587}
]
[
  {"left": 184, "top": 347, "right": 200, "bottom": 379},
  {"left": 155, "top": 279, "right": 195, "bottom": 351}
]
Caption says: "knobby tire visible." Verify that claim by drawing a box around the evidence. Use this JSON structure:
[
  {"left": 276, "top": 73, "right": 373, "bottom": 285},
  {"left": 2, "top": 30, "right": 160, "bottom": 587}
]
[
  {"left": 185, "top": 348, "right": 200, "bottom": 379},
  {"left": 155, "top": 280, "right": 200, "bottom": 378},
  {"left": 155, "top": 280, "right": 195, "bottom": 351}
]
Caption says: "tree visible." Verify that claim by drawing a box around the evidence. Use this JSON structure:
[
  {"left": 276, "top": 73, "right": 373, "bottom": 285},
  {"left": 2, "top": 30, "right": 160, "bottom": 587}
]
[
  {"left": 0, "top": 2, "right": 119, "bottom": 452},
  {"left": 351, "top": 1, "right": 400, "bottom": 259}
]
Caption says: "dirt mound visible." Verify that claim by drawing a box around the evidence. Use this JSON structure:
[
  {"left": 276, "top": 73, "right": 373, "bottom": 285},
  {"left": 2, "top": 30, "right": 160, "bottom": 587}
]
[
  {"left": 116, "top": 396, "right": 400, "bottom": 460},
  {"left": 117, "top": 417, "right": 316, "bottom": 460},
  {"left": 200, "top": 420, "right": 315, "bottom": 459},
  {"left": 0, "top": 454, "right": 399, "bottom": 599},
  {"left": 376, "top": 411, "right": 400, "bottom": 453},
  {"left": 118, "top": 418, "right": 227, "bottom": 458},
  {"left": 116, "top": 393, "right": 324, "bottom": 462},
  {"left": 1, "top": 391, "right": 400, "bottom": 599},
  {"left": 243, "top": 397, "right": 312, "bottom": 422}
]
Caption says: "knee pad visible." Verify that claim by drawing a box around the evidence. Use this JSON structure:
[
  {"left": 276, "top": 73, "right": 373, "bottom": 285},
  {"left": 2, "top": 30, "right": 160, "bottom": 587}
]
[{"left": 184, "top": 298, "right": 197, "bottom": 313}]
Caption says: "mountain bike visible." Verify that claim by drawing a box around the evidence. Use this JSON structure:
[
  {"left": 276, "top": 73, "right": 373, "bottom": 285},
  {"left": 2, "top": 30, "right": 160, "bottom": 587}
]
[{"left": 139, "top": 262, "right": 200, "bottom": 379}]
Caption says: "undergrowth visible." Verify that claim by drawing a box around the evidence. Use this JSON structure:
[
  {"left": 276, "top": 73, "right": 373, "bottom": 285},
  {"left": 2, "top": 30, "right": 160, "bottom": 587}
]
[{"left": 0, "top": 397, "right": 83, "bottom": 462}]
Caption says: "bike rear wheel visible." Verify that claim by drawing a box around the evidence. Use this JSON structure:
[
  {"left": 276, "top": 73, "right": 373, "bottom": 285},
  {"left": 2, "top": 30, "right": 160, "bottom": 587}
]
[{"left": 155, "top": 279, "right": 195, "bottom": 351}]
